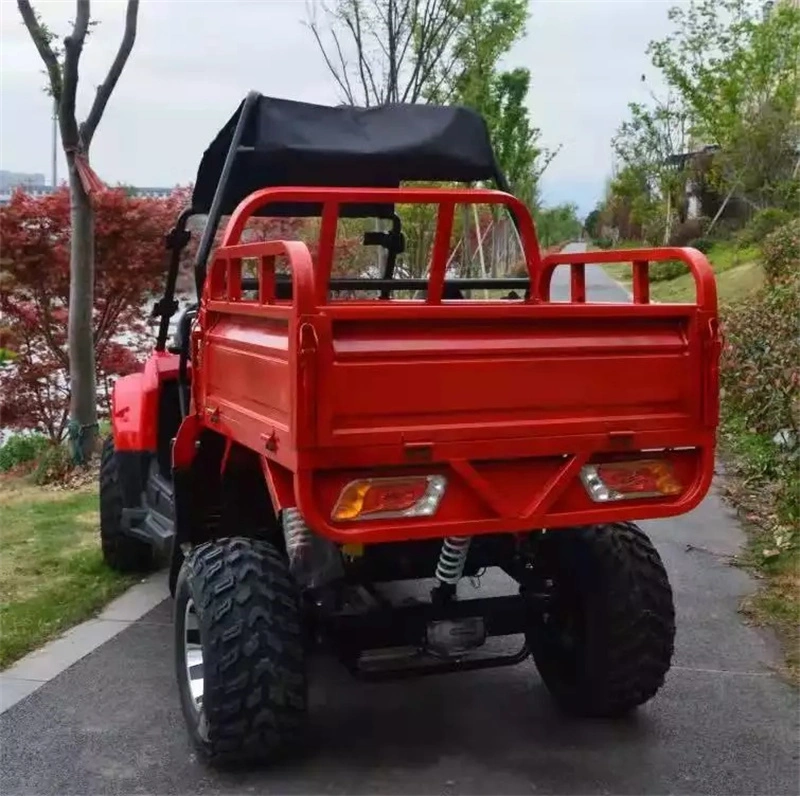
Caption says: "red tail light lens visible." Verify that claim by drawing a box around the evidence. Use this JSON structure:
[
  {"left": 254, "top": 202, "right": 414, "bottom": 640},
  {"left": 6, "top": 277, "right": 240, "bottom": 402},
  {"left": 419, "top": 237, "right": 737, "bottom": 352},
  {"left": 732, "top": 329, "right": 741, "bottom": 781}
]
[
  {"left": 332, "top": 475, "right": 447, "bottom": 521},
  {"left": 580, "top": 459, "right": 682, "bottom": 502}
]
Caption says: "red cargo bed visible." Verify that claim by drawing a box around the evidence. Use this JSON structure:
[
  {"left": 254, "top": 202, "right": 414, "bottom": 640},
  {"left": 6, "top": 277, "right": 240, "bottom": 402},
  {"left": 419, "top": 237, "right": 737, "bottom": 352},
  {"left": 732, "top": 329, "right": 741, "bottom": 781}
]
[{"left": 192, "top": 187, "right": 721, "bottom": 543}]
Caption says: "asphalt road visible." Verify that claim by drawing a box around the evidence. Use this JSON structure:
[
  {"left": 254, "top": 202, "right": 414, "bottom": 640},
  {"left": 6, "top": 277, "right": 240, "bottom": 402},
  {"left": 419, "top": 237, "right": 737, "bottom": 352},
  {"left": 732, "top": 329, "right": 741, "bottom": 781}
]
[
  {"left": 2, "top": 252, "right": 798, "bottom": 795},
  {"left": 548, "top": 241, "right": 632, "bottom": 302}
]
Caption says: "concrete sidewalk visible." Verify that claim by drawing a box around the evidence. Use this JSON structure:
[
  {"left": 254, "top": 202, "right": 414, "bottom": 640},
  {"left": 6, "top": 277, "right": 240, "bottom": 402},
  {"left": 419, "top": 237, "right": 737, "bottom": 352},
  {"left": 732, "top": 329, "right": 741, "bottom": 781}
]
[{"left": 0, "top": 572, "right": 168, "bottom": 713}]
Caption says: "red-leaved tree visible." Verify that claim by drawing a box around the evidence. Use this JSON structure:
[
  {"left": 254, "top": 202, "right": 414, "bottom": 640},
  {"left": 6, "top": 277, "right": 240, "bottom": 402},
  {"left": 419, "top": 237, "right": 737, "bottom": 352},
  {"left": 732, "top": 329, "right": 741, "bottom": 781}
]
[
  {"left": 0, "top": 188, "right": 371, "bottom": 441},
  {"left": 0, "top": 186, "right": 186, "bottom": 440}
]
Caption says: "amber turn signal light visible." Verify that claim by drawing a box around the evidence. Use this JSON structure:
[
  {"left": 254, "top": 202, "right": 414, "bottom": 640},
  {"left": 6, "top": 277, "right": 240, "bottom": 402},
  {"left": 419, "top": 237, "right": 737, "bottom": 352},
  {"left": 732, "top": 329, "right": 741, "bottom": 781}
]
[
  {"left": 331, "top": 475, "right": 447, "bottom": 521},
  {"left": 580, "top": 459, "right": 682, "bottom": 502}
]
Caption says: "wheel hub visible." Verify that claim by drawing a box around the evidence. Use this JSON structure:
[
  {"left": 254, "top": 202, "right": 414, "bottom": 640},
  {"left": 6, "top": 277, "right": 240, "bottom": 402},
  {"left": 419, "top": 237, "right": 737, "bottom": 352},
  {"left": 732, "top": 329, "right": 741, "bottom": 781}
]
[{"left": 183, "top": 598, "right": 204, "bottom": 711}]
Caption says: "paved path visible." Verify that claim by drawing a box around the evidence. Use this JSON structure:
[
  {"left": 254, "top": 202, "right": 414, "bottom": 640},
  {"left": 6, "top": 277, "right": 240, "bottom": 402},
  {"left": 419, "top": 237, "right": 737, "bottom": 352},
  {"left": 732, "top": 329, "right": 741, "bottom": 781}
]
[
  {"left": 1, "top": 252, "right": 798, "bottom": 795},
  {"left": 549, "top": 240, "right": 632, "bottom": 302}
]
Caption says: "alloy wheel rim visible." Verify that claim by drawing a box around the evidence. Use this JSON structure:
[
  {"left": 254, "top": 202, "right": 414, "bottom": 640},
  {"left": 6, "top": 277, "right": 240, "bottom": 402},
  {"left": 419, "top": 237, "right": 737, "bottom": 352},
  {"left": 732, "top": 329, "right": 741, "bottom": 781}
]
[{"left": 183, "top": 598, "right": 204, "bottom": 712}]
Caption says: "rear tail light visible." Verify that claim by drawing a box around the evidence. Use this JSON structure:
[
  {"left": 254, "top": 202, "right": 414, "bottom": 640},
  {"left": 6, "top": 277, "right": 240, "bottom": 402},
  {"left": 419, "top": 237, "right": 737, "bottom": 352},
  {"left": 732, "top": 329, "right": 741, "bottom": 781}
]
[
  {"left": 332, "top": 475, "right": 447, "bottom": 521},
  {"left": 580, "top": 459, "right": 682, "bottom": 502}
]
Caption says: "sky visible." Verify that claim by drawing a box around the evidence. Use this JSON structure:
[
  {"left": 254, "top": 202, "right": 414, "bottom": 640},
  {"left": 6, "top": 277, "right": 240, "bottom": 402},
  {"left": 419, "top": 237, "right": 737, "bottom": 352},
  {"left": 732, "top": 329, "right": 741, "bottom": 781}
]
[{"left": 0, "top": 0, "right": 678, "bottom": 218}]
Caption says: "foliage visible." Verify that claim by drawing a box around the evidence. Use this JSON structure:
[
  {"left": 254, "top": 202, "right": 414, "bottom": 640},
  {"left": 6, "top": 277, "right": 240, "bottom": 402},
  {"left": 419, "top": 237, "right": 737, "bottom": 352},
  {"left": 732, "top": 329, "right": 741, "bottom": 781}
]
[
  {"left": 611, "top": 94, "right": 689, "bottom": 242},
  {"left": 738, "top": 207, "right": 793, "bottom": 246},
  {"left": 31, "top": 440, "right": 74, "bottom": 485},
  {"left": 307, "top": 0, "right": 554, "bottom": 206},
  {"left": 534, "top": 203, "right": 583, "bottom": 248},
  {"left": 441, "top": 1, "right": 555, "bottom": 203},
  {"left": 760, "top": 218, "right": 800, "bottom": 284},
  {"left": 307, "top": 0, "right": 524, "bottom": 106},
  {"left": 584, "top": 208, "right": 602, "bottom": 239},
  {"left": 649, "top": 259, "right": 688, "bottom": 282},
  {"left": 721, "top": 272, "right": 799, "bottom": 439},
  {"left": 17, "top": 0, "right": 141, "bottom": 464},
  {"left": 648, "top": 0, "right": 800, "bottom": 210},
  {"left": 470, "top": 68, "right": 553, "bottom": 205},
  {"left": 721, "top": 409, "right": 800, "bottom": 683},
  {"left": 0, "top": 185, "right": 373, "bottom": 441},
  {"left": 601, "top": 0, "right": 799, "bottom": 246},
  {"left": 0, "top": 187, "right": 186, "bottom": 441},
  {"left": 0, "top": 433, "right": 51, "bottom": 472},
  {"left": 443, "top": 0, "right": 528, "bottom": 106},
  {"left": 688, "top": 237, "right": 713, "bottom": 253},
  {"left": 598, "top": 165, "right": 658, "bottom": 242}
]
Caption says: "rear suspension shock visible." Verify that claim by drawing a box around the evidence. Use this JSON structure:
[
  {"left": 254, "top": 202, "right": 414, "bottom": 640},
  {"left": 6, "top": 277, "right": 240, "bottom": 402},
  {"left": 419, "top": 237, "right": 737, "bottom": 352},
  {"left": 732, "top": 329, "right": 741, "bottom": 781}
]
[
  {"left": 282, "top": 508, "right": 343, "bottom": 590},
  {"left": 433, "top": 536, "right": 471, "bottom": 601}
]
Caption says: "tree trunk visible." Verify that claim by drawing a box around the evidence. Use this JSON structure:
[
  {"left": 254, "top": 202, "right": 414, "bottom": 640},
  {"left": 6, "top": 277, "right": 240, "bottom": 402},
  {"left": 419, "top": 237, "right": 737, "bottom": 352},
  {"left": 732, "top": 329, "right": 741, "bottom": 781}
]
[{"left": 67, "top": 158, "right": 98, "bottom": 463}]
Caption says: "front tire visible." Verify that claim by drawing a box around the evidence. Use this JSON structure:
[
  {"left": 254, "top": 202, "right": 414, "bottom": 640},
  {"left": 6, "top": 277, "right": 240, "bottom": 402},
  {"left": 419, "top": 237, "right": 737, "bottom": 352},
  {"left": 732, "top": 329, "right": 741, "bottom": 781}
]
[
  {"left": 99, "top": 436, "right": 152, "bottom": 573},
  {"left": 526, "top": 522, "right": 675, "bottom": 718},
  {"left": 174, "top": 537, "right": 308, "bottom": 765}
]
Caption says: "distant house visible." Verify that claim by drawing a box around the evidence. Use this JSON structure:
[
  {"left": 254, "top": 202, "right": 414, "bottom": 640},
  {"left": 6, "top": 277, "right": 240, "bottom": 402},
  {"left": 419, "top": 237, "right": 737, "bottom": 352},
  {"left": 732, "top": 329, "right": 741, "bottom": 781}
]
[{"left": 665, "top": 145, "right": 720, "bottom": 220}]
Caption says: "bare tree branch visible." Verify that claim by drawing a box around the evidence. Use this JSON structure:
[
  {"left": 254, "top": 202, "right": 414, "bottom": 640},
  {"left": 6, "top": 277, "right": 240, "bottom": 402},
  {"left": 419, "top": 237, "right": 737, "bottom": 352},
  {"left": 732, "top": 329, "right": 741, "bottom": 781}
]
[
  {"left": 16, "top": 0, "right": 62, "bottom": 100},
  {"left": 338, "top": 0, "right": 378, "bottom": 105},
  {"left": 80, "top": 0, "right": 139, "bottom": 147},
  {"left": 308, "top": 0, "right": 464, "bottom": 107},
  {"left": 306, "top": 1, "right": 357, "bottom": 103},
  {"left": 392, "top": 0, "right": 418, "bottom": 84},
  {"left": 329, "top": 27, "right": 359, "bottom": 103},
  {"left": 59, "top": 0, "right": 90, "bottom": 149}
]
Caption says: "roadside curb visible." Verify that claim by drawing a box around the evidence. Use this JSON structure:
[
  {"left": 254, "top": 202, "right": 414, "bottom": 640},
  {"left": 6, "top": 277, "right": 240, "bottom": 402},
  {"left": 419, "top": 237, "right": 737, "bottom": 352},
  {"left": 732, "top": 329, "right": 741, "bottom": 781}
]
[{"left": 0, "top": 570, "right": 169, "bottom": 714}]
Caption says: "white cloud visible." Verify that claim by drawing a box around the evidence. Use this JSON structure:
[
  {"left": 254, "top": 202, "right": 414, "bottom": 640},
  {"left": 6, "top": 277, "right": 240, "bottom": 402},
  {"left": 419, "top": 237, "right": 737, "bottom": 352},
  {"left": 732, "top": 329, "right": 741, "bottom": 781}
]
[{"left": 0, "top": 0, "right": 678, "bottom": 215}]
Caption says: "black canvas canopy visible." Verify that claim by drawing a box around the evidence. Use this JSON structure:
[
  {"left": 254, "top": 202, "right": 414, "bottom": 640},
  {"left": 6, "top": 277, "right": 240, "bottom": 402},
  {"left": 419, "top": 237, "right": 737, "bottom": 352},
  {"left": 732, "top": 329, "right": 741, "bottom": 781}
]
[{"left": 191, "top": 92, "right": 506, "bottom": 219}]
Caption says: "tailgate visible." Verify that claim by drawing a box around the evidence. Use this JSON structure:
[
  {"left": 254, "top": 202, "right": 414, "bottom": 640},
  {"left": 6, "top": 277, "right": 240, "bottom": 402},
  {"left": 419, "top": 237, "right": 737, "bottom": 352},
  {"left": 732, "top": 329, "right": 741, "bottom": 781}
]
[
  {"left": 294, "top": 300, "right": 720, "bottom": 541},
  {"left": 312, "top": 304, "right": 716, "bottom": 454}
]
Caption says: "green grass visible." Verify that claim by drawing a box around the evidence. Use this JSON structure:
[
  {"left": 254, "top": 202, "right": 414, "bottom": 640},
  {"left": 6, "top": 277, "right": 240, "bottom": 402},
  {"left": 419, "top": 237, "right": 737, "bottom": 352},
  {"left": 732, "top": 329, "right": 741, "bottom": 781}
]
[
  {"left": 0, "top": 479, "right": 135, "bottom": 669},
  {"left": 649, "top": 260, "right": 764, "bottom": 304},
  {"left": 597, "top": 240, "right": 763, "bottom": 305},
  {"left": 598, "top": 237, "right": 799, "bottom": 682},
  {"left": 720, "top": 416, "right": 800, "bottom": 685},
  {"left": 708, "top": 242, "right": 759, "bottom": 273}
]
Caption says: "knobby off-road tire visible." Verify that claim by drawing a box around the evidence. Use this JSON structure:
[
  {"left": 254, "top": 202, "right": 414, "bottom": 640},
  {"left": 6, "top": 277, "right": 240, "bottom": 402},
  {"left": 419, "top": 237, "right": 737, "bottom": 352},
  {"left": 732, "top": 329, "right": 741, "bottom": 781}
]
[
  {"left": 526, "top": 522, "right": 675, "bottom": 718},
  {"left": 174, "top": 537, "right": 308, "bottom": 765},
  {"left": 99, "top": 436, "right": 152, "bottom": 573}
]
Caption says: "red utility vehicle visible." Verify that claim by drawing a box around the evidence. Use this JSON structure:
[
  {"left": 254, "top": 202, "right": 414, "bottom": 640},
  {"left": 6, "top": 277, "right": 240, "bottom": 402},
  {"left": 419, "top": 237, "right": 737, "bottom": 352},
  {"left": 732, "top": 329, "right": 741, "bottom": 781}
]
[{"left": 101, "top": 92, "right": 721, "bottom": 764}]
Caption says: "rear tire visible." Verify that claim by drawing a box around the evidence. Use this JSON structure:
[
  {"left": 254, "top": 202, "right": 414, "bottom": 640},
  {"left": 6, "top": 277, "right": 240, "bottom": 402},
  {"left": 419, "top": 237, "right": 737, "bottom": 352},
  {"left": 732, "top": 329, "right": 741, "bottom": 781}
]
[
  {"left": 174, "top": 537, "right": 308, "bottom": 765},
  {"left": 99, "top": 436, "right": 152, "bottom": 573},
  {"left": 526, "top": 522, "right": 675, "bottom": 718}
]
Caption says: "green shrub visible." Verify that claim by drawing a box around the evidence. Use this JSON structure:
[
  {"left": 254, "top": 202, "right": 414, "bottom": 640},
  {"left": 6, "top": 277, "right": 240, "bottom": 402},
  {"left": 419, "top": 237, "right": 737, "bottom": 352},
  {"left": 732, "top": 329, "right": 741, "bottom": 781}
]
[
  {"left": 738, "top": 208, "right": 793, "bottom": 246},
  {"left": 594, "top": 236, "right": 614, "bottom": 250},
  {"left": 32, "top": 442, "right": 73, "bottom": 485},
  {"left": 761, "top": 219, "right": 800, "bottom": 284},
  {"left": 0, "top": 433, "right": 51, "bottom": 472},
  {"left": 721, "top": 272, "right": 799, "bottom": 439},
  {"left": 688, "top": 237, "right": 713, "bottom": 253},
  {"left": 650, "top": 259, "right": 688, "bottom": 281}
]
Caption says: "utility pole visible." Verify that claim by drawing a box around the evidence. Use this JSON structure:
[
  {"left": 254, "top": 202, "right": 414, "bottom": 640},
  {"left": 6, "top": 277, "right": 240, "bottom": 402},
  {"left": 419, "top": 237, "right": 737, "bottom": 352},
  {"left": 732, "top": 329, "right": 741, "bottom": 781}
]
[{"left": 51, "top": 96, "right": 57, "bottom": 189}]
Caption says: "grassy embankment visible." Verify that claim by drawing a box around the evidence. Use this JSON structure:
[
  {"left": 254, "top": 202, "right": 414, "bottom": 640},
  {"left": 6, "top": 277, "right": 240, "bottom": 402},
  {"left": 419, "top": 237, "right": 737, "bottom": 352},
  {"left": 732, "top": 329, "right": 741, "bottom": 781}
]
[
  {"left": 602, "top": 240, "right": 798, "bottom": 684},
  {"left": 0, "top": 473, "right": 136, "bottom": 669}
]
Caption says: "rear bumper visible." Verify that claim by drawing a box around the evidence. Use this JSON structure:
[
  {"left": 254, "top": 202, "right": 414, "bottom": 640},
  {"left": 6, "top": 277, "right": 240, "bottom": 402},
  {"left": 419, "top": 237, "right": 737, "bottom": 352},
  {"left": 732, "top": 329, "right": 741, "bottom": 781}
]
[{"left": 294, "top": 443, "right": 716, "bottom": 544}]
